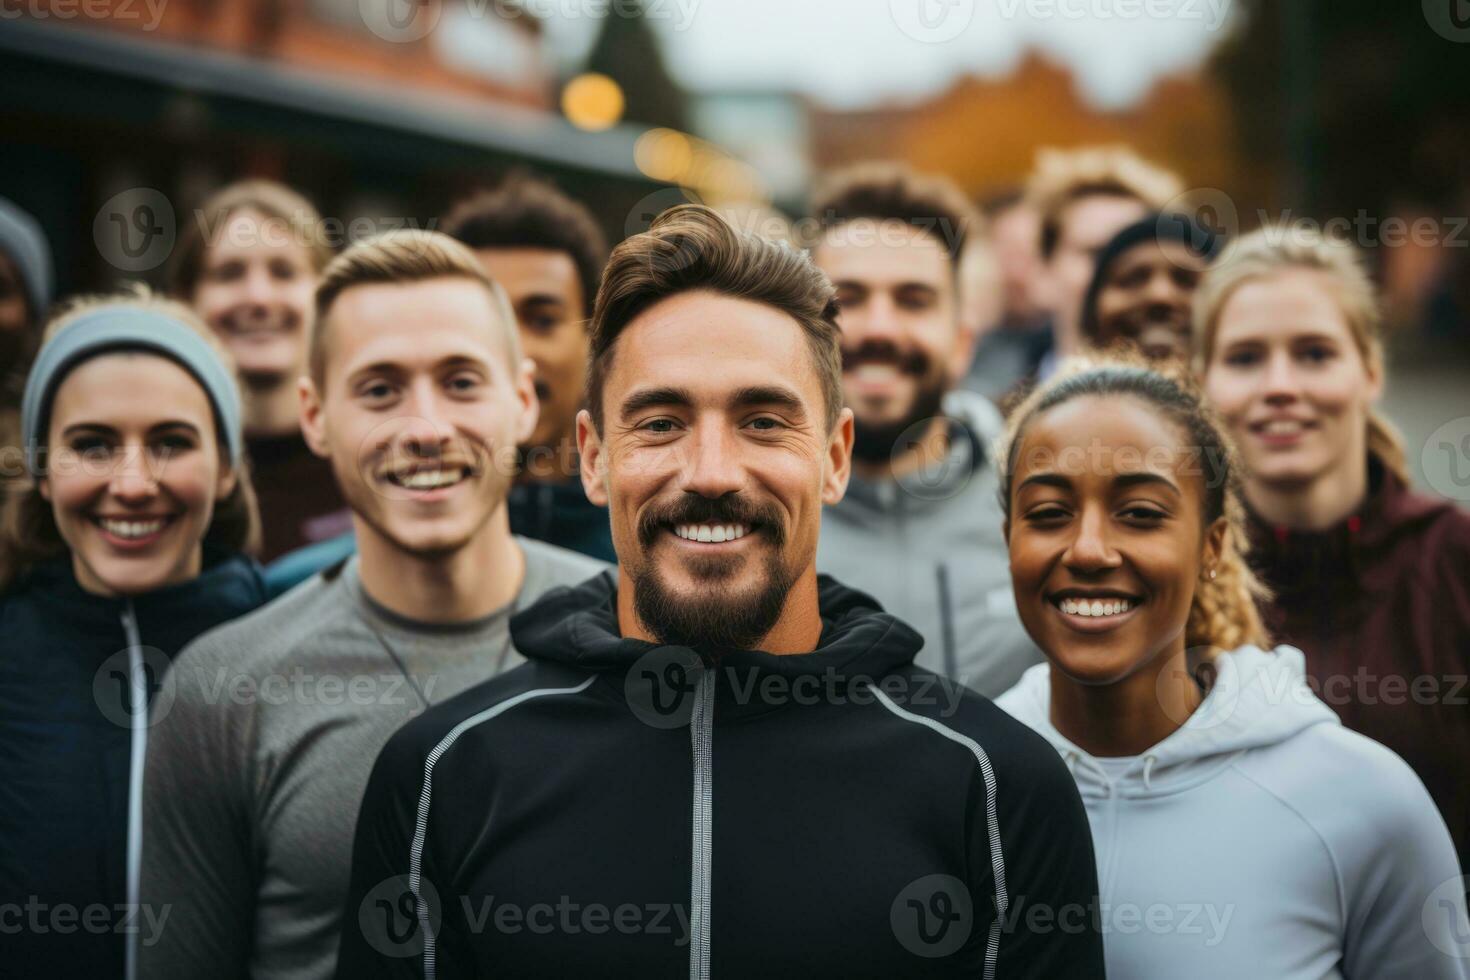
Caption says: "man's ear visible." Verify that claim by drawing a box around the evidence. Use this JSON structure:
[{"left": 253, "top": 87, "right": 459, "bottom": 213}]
[
  {"left": 299, "top": 375, "right": 330, "bottom": 458},
  {"left": 577, "top": 409, "right": 608, "bottom": 507},
  {"left": 821, "top": 407, "right": 855, "bottom": 506},
  {"left": 949, "top": 316, "right": 981, "bottom": 387},
  {"left": 513, "top": 356, "right": 540, "bottom": 445}
]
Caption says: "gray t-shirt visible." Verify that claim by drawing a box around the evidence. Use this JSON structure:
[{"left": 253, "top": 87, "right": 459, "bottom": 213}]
[{"left": 138, "top": 538, "right": 606, "bottom": 980}]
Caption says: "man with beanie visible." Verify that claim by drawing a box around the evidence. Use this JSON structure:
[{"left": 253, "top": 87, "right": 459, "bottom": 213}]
[
  {"left": 807, "top": 163, "right": 1044, "bottom": 697},
  {"left": 336, "top": 206, "right": 1103, "bottom": 978},
  {"left": 138, "top": 231, "right": 606, "bottom": 980}
]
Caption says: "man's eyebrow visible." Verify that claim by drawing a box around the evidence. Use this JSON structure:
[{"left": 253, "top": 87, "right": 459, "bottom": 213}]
[
  {"left": 732, "top": 385, "right": 807, "bottom": 416},
  {"left": 620, "top": 386, "right": 694, "bottom": 420}
]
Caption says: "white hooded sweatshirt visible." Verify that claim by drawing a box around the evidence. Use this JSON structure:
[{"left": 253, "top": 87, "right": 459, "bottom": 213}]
[{"left": 996, "top": 644, "right": 1470, "bottom": 979}]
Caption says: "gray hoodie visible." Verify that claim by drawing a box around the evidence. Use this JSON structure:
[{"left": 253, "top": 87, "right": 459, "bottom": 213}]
[
  {"left": 816, "top": 389, "right": 1043, "bottom": 697},
  {"left": 997, "top": 645, "right": 1470, "bottom": 979}
]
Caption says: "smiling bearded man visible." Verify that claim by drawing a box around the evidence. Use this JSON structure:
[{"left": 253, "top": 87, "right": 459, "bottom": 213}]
[{"left": 336, "top": 206, "right": 1105, "bottom": 980}]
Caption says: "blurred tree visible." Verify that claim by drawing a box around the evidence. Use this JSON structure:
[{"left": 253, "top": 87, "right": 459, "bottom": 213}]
[
  {"left": 1211, "top": 0, "right": 1470, "bottom": 217},
  {"left": 584, "top": 0, "right": 689, "bottom": 132}
]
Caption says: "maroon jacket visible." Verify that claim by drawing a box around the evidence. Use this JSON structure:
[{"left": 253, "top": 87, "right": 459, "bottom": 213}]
[{"left": 1248, "top": 455, "right": 1470, "bottom": 873}]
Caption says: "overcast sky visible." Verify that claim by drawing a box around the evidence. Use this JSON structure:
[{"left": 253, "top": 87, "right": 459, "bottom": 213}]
[{"left": 541, "top": 0, "right": 1240, "bottom": 110}]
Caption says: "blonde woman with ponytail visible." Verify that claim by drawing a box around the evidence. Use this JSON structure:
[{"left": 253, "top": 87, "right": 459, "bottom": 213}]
[
  {"left": 993, "top": 360, "right": 1469, "bottom": 977},
  {"left": 1196, "top": 225, "right": 1470, "bottom": 875}
]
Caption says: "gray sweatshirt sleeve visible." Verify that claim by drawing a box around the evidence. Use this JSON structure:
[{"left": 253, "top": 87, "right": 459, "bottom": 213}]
[
  {"left": 138, "top": 636, "right": 256, "bottom": 980},
  {"left": 1339, "top": 739, "right": 1470, "bottom": 979}
]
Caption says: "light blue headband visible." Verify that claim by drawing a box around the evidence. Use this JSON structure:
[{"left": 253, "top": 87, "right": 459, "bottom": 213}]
[{"left": 21, "top": 308, "right": 244, "bottom": 475}]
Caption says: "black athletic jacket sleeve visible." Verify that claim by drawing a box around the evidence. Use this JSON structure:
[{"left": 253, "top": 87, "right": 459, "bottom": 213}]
[{"left": 337, "top": 573, "right": 1104, "bottom": 979}]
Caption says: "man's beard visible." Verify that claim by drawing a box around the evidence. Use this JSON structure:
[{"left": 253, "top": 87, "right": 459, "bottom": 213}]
[
  {"left": 843, "top": 338, "right": 948, "bottom": 464},
  {"left": 629, "top": 492, "right": 793, "bottom": 652}
]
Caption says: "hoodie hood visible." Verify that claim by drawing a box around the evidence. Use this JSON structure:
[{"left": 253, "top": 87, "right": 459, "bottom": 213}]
[
  {"left": 0, "top": 196, "right": 53, "bottom": 319},
  {"left": 511, "top": 570, "right": 924, "bottom": 687},
  {"left": 997, "top": 645, "right": 1339, "bottom": 797}
]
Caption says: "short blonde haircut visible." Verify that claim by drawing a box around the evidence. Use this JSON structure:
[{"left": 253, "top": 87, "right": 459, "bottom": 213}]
[
  {"left": 1027, "top": 145, "right": 1184, "bottom": 259},
  {"left": 1, "top": 287, "right": 261, "bottom": 588},
  {"left": 310, "top": 229, "right": 521, "bottom": 386},
  {"left": 1191, "top": 225, "right": 1409, "bottom": 484}
]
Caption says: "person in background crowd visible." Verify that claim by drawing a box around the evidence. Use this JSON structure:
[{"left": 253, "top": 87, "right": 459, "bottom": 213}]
[
  {"left": 336, "top": 204, "right": 1104, "bottom": 979},
  {"left": 170, "top": 179, "right": 345, "bottom": 561},
  {"left": 1027, "top": 146, "right": 1183, "bottom": 385},
  {"left": 0, "top": 195, "right": 53, "bottom": 476},
  {"left": 1079, "top": 212, "right": 1223, "bottom": 361},
  {"left": 0, "top": 292, "right": 266, "bottom": 980},
  {"left": 996, "top": 362, "right": 1470, "bottom": 977},
  {"left": 139, "top": 231, "right": 605, "bottom": 980},
  {"left": 960, "top": 189, "right": 1053, "bottom": 401},
  {"left": 1195, "top": 225, "right": 1470, "bottom": 873},
  {"left": 263, "top": 176, "right": 615, "bottom": 593},
  {"left": 808, "top": 162, "right": 1043, "bottom": 697}
]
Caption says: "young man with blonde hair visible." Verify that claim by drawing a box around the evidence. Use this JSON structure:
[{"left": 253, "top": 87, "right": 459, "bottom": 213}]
[
  {"left": 1027, "top": 145, "right": 1183, "bottom": 379},
  {"left": 139, "top": 231, "right": 606, "bottom": 980}
]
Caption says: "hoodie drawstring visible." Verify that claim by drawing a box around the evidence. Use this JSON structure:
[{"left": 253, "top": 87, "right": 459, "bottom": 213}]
[
  {"left": 122, "top": 600, "right": 144, "bottom": 980},
  {"left": 1142, "top": 754, "right": 1158, "bottom": 791}
]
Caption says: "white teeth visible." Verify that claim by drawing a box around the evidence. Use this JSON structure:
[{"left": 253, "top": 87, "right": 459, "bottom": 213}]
[
  {"left": 1058, "top": 597, "right": 1133, "bottom": 617},
  {"left": 99, "top": 517, "right": 166, "bottom": 539},
  {"left": 674, "top": 523, "right": 750, "bottom": 542},
  {"left": 1262, "top": 420, "right": 1304, "bottom": 434},
  {"left": 395, "top": 468, "right": 466, "bottom": 490}
]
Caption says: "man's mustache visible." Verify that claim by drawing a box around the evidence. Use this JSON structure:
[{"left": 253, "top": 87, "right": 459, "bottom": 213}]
[
  {"left": 840, "top": 339, "right": 929, "bottom": 376},
  {"left": 638, "top": 494, "right": 787, "bottom": 548}
]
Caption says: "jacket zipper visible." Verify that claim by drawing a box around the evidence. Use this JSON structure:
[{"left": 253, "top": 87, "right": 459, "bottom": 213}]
[
  {"left": 121, "top": 600, "right": 144, "bottom": 980},
  {"left": 935, "top": 563, "right": 957, "bottom": 680},
  {"left": 688, "top": 667, "right": 715, "bottom": 980}
]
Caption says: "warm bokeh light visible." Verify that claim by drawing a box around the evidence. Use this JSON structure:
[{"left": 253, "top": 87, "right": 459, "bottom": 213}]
[
  {"left": 634, "top": 128, "right": 695, "bottom": 182},
  {"left": 561, "top": 73, "right": 625, "bottom": 131}
]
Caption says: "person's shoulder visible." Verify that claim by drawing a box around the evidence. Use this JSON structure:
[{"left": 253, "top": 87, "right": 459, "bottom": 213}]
[
  {"left": 376, "top": 659, "right": 595, "bottom": 777},
  {"left": 517, "top": 535, "right": 610, "bottom": 592},
  {"left": 879, "top": 667, "right": 1079, "bottom": 798},
  {"left": 171, "top": 568, "right": 356, "bottom": 678}
]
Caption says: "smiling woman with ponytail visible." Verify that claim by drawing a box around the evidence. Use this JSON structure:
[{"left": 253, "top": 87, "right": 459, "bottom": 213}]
[
  {"left": 1196, "top": 225, "right": 1470, "bottom": 874},
  {"left": 993, "top": 357, "right": 1469, "bottom": 977}
]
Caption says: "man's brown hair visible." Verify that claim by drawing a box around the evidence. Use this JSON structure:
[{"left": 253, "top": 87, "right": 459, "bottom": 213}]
[
  {"left": 1026, "top": 145, "right": 1183, "bottom": 259},
  {"left": 440, "top": 174, "right": 609, "bottom": 320},
  {"left": 809, "top": 161, "right": 979, "bottom": 263},
  {"left": 169, "top": 179, "right": 335, "bottom": 297},
  {"left": 310, "top": 230, "right": 519, "bottom": 385},
  {"left": 587, "top": 204, "right": 842, "bottom": 433}
]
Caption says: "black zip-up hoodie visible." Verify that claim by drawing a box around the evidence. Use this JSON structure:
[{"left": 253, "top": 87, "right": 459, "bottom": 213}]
[{"left": 337, "top": 572, "right": 1104, "bottom": 979}]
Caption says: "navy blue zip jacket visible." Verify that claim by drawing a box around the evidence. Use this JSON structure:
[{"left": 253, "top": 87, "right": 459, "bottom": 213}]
[
  {"left": 337, "top": 572, "right": 1104, "bottom": 978},
  {"left": 0, "top": 550, "right": 266, "bottom": 979}
]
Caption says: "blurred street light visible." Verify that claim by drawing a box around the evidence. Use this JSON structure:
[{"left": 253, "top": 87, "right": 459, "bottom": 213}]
[{"left": 562, "top": 72, "right": 625, "bottom": 131}]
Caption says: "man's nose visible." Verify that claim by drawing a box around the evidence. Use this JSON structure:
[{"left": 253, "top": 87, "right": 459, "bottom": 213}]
[{"left": 679, "top": 421, "right": 744, "bottom": 498}]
